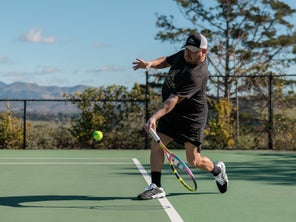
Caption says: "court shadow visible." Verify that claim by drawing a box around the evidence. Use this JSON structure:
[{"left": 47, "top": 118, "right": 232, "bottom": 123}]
[
  {"left": 0, "top": 195, "right": 136, "bottom": 208},
  {"left": 167, "top": 191, "right": 218, "bottom": 197},
  {"left": 226, "top": 152, "right": 296, "bottom": 186}
]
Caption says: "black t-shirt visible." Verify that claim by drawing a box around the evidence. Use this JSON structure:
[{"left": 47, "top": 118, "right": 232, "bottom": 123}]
[{"left": 162, "top": 50, "right": 209, "bottom": 118}]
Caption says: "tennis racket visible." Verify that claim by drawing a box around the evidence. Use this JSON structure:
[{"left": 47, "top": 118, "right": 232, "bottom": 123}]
[{"left": 149, "top": 128, "right": 197, "bottom": 192}]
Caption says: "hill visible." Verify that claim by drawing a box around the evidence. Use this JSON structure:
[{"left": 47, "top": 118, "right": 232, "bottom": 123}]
[{"left": 0, "top": 81, "right": 92, "bottom": 99}]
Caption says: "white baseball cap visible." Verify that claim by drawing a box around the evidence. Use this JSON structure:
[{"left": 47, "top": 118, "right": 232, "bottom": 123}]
[{"left": 183, "top": 33, "right": 207, "bottom": 52}]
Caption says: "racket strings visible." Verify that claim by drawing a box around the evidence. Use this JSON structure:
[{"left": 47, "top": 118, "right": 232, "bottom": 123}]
[{"left": 171, "top": 157, "right": 197, "bottom": 191}]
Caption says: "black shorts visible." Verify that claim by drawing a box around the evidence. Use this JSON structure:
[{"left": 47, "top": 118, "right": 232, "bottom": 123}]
[{"left": 157, "top": 112, "right": 207, "bottom": 149}]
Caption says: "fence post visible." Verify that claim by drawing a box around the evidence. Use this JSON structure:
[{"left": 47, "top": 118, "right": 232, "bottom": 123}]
[
  {"left": 268, "top": 73, "right": 274, "bottom": 149},
  {"left": 23, "top": 100, "right": 27, "bottom": 149},
  {"left": 145, "top": 70, "right": 149, "bottom": 149}
]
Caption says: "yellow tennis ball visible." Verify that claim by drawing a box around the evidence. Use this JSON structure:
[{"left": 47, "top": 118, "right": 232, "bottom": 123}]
[{"left": 93, "top": 130, "right": 103, "bottom": 141}]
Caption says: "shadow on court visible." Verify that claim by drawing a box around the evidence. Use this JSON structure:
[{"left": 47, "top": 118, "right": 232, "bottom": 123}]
[
  {"left": 167, "top": 192, "right": 217, "bottom": 197},
  {"left": 0, "top": 195, "right": 150, "bottom": 209},
  {"left": 226, "top": 151, "right": 296, "bottom": 186},
  {"left": 134, "top": 151, "right": 296, "bottom": 186}
]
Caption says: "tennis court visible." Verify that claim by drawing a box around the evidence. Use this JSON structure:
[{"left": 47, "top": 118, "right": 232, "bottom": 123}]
[{"left": 0, "top": 149, "right": 295, "bottom": 222}]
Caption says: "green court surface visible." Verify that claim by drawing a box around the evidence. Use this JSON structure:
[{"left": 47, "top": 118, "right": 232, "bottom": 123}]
[{"left": 0, "top": 150, "right": 295, "bottom": 222}]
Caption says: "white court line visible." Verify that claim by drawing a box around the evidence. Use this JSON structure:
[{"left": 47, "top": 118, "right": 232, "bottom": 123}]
[
  {"left": 0, "top": 162, "right": 133, "bottom": 165},
  {"left": 0, "top": 157, "right": 133, "bottom": 165},
  {"left": 132, "top": 158, "right": 184, "bottom": 222},
  {"left": 0, "top": 157, "right": 183, "bottom": 221},
  {"left": 0, "top": 158, "right": 131, "bottom": 160}
]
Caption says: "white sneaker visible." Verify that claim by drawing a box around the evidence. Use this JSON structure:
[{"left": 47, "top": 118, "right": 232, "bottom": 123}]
[
  {"left": 214, "top": 161, "right": 229, "bottom": 193},
  {"left": 137, "top": 183, "right": 166, "bottom": 200}
]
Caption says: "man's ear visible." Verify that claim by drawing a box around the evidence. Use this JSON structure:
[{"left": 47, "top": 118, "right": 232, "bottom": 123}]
[{"left": 202, "top": 49, "right": 207, "bottom": 54}]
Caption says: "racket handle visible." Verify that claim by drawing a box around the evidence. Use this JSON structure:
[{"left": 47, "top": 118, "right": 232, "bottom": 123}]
[{"left": 149, "top": 128, "right": 161, "bottom": 143}]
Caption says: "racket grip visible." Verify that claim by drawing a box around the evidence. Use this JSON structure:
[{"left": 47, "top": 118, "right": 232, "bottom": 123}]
[{"left": 149, "top": 128, "right": 161, "bottom": 143}]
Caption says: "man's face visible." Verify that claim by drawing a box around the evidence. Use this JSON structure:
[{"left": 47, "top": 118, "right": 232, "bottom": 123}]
[{"left": 184, "top": 47, "right": 204, "bottom": 65}]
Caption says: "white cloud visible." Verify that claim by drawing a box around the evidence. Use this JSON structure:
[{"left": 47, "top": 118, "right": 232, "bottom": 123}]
[
  {"left": 0, "top": 71, "right": 30, "bottom": 82},
  {"left": 20, "top": 28, "right": 57, "bottom": 44},
  {"left": 39, "top": 66, "right": 61, "bottom": 74},
  {"left": 0, "top": 56, "right": 10, "bottom": 64},
  {"left": 0, "top": 65, "right": 61, "bottom": 82},
  {"left": 91, "top": 65, "right": 125, "bottom": 73}
]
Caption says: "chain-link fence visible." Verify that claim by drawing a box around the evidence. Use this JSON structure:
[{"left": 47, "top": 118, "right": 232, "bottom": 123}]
[
  {"left": 0, "top": 74, "right": 295, "bottom": 150},
  {"left": 0, "top": 99, "right": 147, "bottom": 149},
  {"left": 206, "top": 74, "right": 296, "bottom": 150}
]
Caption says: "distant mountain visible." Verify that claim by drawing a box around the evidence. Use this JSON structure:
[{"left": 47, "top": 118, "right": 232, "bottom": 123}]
[
  {"left": 0, "top": 81, "right": 92, "bottom": 99},
  {"left": 0, "top": 81, "right": 6, "bottom": 89}
]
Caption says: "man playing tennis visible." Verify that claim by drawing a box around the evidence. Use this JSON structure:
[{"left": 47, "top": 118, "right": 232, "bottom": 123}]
[{"left": 133, "top": 33, "right": 229, "bottom": 200}]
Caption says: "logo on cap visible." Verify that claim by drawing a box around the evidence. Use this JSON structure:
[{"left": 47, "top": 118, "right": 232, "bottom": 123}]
[{"left": 184, "top": 33, "right": 207, "bottom": 50}]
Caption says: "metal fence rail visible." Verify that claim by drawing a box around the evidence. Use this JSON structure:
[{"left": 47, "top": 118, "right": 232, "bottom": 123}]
[
  {"left": 0, "top": 99, "right": 147, "bottom": 149},
  {"left": 205, "top": 74, "right": 296, "bottom": 150},
  {"left": 0, "top": 73, "right": 295, "bottom": 150}
]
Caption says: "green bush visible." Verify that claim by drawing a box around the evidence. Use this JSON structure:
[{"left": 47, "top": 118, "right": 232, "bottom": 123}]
[
  {"left": 65, "top": 84, "right": 149, "bottom": 149},
  {"left": 0, "top": 104, "right": 24, "bottom": 149},
  {"left": 273, "top": 113, "right": 296, "bottom": 150},
  {"left": 205, "top": 98, "right": 235, "bottom": 149}
]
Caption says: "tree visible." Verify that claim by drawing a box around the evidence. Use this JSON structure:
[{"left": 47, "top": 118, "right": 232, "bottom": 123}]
[
  {"left": 155, "top": 0, "right": 296, "bottom": 99},
  {"left": 152, "top": 0, "right": 296, "bottom": 149}
]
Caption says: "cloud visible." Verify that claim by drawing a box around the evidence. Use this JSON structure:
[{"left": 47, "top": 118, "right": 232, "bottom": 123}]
[
  {"left": 20, "top": 28, "right": 57, "bottom": 44},
  {"left": 0, "top": 65, "right": 61, "bottom": 82},
  {"left": 0, "top": 56, "right": 10, "bottom": 64},
  {"left": 0, "top": 71, "right": 30, "bottom": 82},
  {"left": 39, "top": 66, "right": 61, "bottom": 74},
  {"left": 90, "top": 65, "right": 125, "bottom": 73}
]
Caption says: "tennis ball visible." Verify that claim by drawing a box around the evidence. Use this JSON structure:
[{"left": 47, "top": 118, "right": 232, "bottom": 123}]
[{"left": 93, "top": 130, "right": 103, "bottom": 141}]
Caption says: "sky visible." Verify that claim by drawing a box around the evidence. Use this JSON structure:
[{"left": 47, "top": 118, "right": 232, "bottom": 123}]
[{"left": 0, "top": 0, "right": 295, "bottom": 88}]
